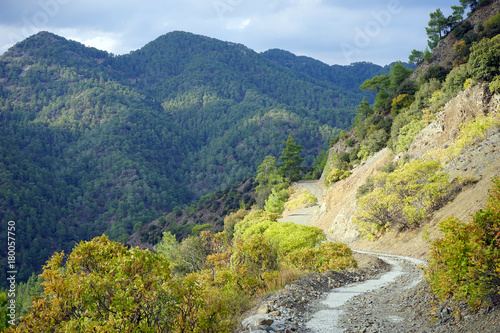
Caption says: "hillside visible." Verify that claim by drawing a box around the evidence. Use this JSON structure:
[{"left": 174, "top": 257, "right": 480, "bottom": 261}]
[
  {"left": 0, "top": 30, "right": 389, "bottom": 286},
  {"left": 313, "top": 0, "right": 500, "bottom": 257}
]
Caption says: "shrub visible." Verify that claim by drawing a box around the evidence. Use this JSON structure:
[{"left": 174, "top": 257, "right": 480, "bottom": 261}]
[
  {"left": 354, "top": 159, "right": 450, "bottom": 236},
  {"left": 425, "top": 178, "right": 500, "bottom": 309},
  {"left": 391, "top": 94, "right": 415, "bottom": 116},
  {"left": 489, "top": 75, "right": 500, "bottom": 94},
  {"left": 423, "top": 66, "right": 450, "bottom": 82},
  {"left": 468, "top": 35, "right": 500, "bottom": 81},
  {"left": 414, "top": 79, "right": 442, "bottom": 109},
  {"left": 325, "top": 168, "right": 351, "bottom": 187},
  {"left": 393, "top": 119, "right": 426, "bottom": 153},
  {"left": 10, "top": 236, "right": 178, "bottom": 332},
  {"left": 224, "top": 209, "right": 249, "bottom": 242},
  {"left": 357, "top": 129, "right": 389, "bottom": 161},
  {"left": 233, "top": 210, "right": 278, "bottom": 239},
  {"left": 483, "top": 13, "right": 500, "bottom": 36},
  {"left": 264, "top": 188, "right": 290, "bottom": 214},
  {"left": 263, "top": 222, "right": 326, "bottom": 256},
  {"left": 443, "top": 64, "right": 469, "bottom": 95},
  {"left": 284, "top": 190, "right": 318, "bottom": 212},
  {"left": 231, "top": 234, "right": 279, "bottom": 280},
  {"left": 284, "top": 242, "right": 357, "bottom": 272},
  {"left": 428, "top": 113, "right": 500, "bottom": 164}
]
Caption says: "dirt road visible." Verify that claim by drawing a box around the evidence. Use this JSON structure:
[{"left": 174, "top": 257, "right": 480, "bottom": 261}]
[{"left": 278, "top": 180, "right": 325, "bottom": 225}]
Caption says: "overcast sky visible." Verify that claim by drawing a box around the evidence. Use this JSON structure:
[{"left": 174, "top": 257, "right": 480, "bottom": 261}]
[{"left": 0, "top": 0, "right": 460, "bottom": 66}]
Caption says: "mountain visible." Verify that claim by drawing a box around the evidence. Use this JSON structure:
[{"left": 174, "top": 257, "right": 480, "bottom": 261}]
[{"left": 0, "top": 30, "right": 390, "bottom": 286}]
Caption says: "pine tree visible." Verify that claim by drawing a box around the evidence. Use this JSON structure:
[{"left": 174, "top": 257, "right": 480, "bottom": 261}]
[{"left": 279, "top": 134, "right": 304, "bottom": 182}]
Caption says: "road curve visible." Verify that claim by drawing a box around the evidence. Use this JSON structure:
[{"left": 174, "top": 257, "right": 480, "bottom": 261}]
[{"left": 306, "top": 252, "right": 425, "bottom": 332}]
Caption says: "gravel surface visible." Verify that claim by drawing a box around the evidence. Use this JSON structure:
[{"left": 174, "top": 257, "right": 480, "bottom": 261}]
[{"left": 238, "top": 253, "right": 500, "bottom": 333}]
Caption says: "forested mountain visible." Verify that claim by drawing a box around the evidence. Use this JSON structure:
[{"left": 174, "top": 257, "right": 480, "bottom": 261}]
[{"left": 0, "top": 30, "right": 388, "bottom": 286}]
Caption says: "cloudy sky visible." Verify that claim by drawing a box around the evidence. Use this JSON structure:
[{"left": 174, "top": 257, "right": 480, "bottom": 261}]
[{"left": 1, "top": 0, "right": 460, "bottom": 66}]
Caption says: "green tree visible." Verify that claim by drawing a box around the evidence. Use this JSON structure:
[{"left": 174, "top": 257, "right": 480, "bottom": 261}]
[
  {"left": 356, "top": 97, "right": 374, "bottom": 120},
  {"left": 279, "top": 134, "right": 304, "bottom": 182},
  {"left": 408, "top": 49, "right": 424, "bottom": 65},
  {"left": 426, "top": 9, "right": 448, "bottom": 49},
  {"left": 460, "top": 0, "right": 492, "bottom": 13},
  {"left": 255, "top": 155, "right": 287, "bottom": 209}
]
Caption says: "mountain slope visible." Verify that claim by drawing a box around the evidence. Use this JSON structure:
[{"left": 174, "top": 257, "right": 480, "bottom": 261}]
[{"left": 0, "top": 30, "right": 387, "bottom": 286}]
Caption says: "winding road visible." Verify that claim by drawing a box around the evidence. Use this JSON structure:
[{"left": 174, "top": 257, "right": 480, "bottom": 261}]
[{"left": 282, "top": 181, "right": 426, "bottom": 332}]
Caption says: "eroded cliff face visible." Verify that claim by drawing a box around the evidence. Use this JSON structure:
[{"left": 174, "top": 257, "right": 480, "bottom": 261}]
[{"left": 314, "top": 84, "right": 500, "bottom": 258}]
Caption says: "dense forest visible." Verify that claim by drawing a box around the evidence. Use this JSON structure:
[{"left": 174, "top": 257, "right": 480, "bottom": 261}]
[{"left": 0, "top": 31, "right": 392, "bottom": 286}]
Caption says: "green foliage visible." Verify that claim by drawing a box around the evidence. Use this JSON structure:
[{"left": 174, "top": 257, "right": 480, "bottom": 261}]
[
  {"left": 284, "top": 190, "right": 318, "bottom": 212},
  {"left": 0, "top": 31, "right": 369, "bottom": 287},
  {"left": 443, "top": 64, "right": 470, "bottom": 95},
  {"left": 423, "top": 66, "right": 450, "bottom": 82},
  {"left": 223, "top": 209, "right": 249, "bottom": 242},
  {"left": 356, "top": 97, "right": 374, "bottom": 120},
  {"left": 393, "top": 119, "right": 427, "bottom": 153},
  {"left": 10, "top": 236, "right": 178, "bottom": 332},
  {"left": 425, "top": 178, "right": 500, "bottom": 309},
  {"left": 355, "top": 159, "right": 450, "bottom": 236},
  {"left": 279, "top": 134, "right": 304, "bottom": 182},
  {"left": 264, "top": 188, "right": 290, "bottom": 214},
  {"left": 255, "top": 155, "right": 288, "bottom": 209},
  {"left": 262, "top": 223, "right": 326, "bottom": 257},
  {"left": 489, "top": 75, "right": 500, "bottom": 94},
  {"left": 408, "top": 49, "right": 424, "bottom": 65},
  {"left": 231, "top": 234, "right": 279, "bottom": 280},
  {"left": 468, "top": 35, "right": 500, "bottom": 81},
  {"left": 233, "top": 210, "right": 278, "bottom": 239},
  {"left": 312, "top": 150, "right": 328, "bottom": 179},
  {"left": 391, "top": 94, "right": 414, "bottom": 116},
  {"left": 284, "top": 242, "right": 357, "bottom": 272},
  {"left": 357, "top": 129, "right": 389, "bottom": 161},
  {"left": 326, "top": 168, "right": 352, "bottom": 187}
]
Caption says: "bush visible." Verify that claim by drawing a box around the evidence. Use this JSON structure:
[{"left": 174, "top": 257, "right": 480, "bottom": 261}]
[
  {"left": 284, "top": 190, "right": 318, "bottom": 212},
  {"left": 454, "top": 21, "right": 473, "bottom": 39},
  {"left": 354, "top": 159, "right": 450, "bottom": 236},
  {"left": 357, "top": 129, "right": 389, "bottom": 161},
  {"left": 489, "top": 75, "right": 500, "bottom": 94},
  {"left": 468, "top": 35, "right": 500, "bottom": 81},
  {"left": 425, "top": 178, "right": 500, "bottom": 309},
  {"left": 284, "top": 242, "right": 357, "bottom": 272},
  {"left": 264, "top": 188, "right": 290, "bottom": 214},
  {"left": 233, "top": 210, "right": 278, "bottom": 239},
  {"left": 391, "top": 94, "right": 415, "bottom": 116},
  {"left": 393, "top": 119, "right": 426, "bottom": 153},
  {"left": 423, "top": 66, "right": 450, "bottom": 82},
  {"left": 443, "top": 64, "right": 469, "bottom": 95},
  {"left": 414, "top": 79, "right": 442, "bottom": 110},
  {"left": 326, "top": 168, "right": 351, "bottom": 187},
  {"left": 263, "top": 223, "right": 326, "bottom": 256}
]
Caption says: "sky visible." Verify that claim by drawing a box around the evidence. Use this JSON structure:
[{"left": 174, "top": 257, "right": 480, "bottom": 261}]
[{"left": 0, "top": 0, "right": 461, "bottom": 66}]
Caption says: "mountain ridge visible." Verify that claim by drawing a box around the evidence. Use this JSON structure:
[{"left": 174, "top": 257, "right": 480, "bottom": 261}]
[{"left": 0, "top": 30, "right": 393, "bottom": 286}]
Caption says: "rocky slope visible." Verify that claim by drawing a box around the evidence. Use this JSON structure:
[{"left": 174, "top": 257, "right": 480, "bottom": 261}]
[{"left": 311, "top": 82, "right": 500, "bottom": 260}]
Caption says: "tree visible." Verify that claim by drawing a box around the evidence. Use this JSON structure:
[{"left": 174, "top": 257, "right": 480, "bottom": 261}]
[
  {"left": 255, "top": 155, "right": 287, "bottom": 208},
  {"left": 460, "top": 0, "right": 492, "bottom": 13},
  {"left": 279, "top": 134, "right": 304, "bottom": 182},
  {"left": 451, "top": 5, "right": 465, "bottom": 23},
  {"left": 408, "top": 49, "right": 424, "bottom": 65},
  {"left": 359, "top": 74, "right": 390, "bottom": 93},
  {"left": 426, "top": 9, "right": 448, "bottom": 49},
  {"left": 356, "top": 97, "right": 374, "bottom": 120},
  {"left": 389, "top": 62, "right": 413, "bottom": 93}
]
